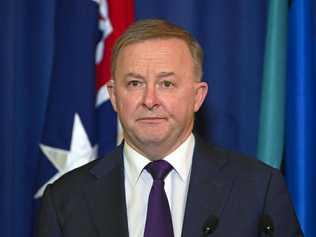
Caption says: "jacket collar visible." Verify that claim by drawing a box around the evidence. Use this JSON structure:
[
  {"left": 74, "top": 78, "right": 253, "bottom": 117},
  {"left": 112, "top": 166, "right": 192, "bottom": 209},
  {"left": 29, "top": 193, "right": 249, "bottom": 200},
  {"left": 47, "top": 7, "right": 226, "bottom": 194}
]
[
  {"left": 182, "top": 136, "right": 234, "bottom": 236},
  {"left": 83, "top": 144, "right": 129, "bottom": 237}
]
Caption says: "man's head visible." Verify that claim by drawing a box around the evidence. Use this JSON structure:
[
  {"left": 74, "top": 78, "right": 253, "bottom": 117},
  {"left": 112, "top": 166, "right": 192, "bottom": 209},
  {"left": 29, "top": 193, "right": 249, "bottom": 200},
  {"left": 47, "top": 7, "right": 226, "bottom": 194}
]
[
  {"left": 107, "top": 19, "right": 208, "bottom": 160},
  {"left": 111, "top": 19, "right": 204, "bottom": 81}
]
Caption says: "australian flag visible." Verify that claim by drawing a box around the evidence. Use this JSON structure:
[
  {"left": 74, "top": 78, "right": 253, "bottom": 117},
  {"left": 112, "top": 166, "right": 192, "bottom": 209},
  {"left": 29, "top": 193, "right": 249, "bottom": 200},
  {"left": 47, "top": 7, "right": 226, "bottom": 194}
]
[{"left": 35, "top": 0, "right": 134, "bottom": 203}]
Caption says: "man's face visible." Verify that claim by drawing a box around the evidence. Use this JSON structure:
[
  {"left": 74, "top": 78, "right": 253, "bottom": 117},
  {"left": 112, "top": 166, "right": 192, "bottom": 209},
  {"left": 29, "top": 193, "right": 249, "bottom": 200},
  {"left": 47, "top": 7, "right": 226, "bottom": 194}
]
[{"left": 108, "top": 38, "right": 208, "bottom": 159}]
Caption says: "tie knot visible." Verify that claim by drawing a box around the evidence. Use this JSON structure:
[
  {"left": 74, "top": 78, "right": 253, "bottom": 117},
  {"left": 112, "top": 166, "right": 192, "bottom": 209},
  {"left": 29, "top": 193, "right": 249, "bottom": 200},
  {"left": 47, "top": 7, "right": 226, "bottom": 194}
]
[{"left": 145, "top": 160, "right": 173, "bottom": 181}]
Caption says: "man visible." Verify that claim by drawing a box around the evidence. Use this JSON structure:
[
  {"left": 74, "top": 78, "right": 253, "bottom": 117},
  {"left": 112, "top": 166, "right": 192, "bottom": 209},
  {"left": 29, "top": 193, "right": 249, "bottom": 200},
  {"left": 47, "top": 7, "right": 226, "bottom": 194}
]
[{"left": 36, "top": 19, "right": 302, "bottom": 237}]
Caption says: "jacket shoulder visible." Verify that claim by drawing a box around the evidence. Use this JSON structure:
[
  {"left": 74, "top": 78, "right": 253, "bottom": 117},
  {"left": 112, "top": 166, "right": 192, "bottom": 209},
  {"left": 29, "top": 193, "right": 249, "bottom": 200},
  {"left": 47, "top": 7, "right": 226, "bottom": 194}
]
[
  {"left": 46, "top": 145, "right": 122, "bottom": 197},
  {"left": 196, "top": 137, "right": 278, "bottom": 177}
]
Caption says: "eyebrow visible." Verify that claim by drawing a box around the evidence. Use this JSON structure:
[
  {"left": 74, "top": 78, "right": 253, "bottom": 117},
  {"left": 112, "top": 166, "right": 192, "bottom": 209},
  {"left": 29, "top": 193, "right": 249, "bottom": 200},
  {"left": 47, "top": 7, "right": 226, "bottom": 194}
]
[
  {"left": 124, "top": 72, "right": 145, "bottom": 80},
  {"left": 157, "top": 72, "right": 175, "bottom": 79},
  {"left": 123, "top": 71, "right": 176, "bottom": 80}
]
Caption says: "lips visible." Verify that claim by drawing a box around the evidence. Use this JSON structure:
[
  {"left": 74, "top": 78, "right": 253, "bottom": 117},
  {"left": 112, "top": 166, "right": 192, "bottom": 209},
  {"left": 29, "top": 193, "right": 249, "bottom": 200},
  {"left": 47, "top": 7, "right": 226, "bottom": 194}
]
[{"left": 136, "top": 117, "right": 167, "bottom": 123}]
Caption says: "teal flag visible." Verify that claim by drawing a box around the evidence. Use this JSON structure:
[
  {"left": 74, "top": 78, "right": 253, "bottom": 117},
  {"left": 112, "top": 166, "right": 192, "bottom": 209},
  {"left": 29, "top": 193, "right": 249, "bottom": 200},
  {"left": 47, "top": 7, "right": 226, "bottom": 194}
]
[{"left": 257, "top": 0, "right": 288, "bottom": 168}]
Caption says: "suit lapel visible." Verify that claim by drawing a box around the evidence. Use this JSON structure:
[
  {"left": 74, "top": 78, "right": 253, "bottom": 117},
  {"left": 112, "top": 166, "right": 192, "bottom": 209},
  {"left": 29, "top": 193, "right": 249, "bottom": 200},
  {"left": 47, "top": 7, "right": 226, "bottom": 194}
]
[
  {"left": 82, "top": 146, "right": 129, "bottom": 237},
  {"left": 182, "top": 138, "right": 235, "bottom": 237}
]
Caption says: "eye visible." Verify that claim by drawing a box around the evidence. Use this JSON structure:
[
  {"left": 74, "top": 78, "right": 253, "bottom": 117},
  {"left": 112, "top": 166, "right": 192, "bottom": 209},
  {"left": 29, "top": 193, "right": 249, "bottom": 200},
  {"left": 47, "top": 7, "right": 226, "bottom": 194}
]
[
  {"left": 127, "top": 80, "right": 143, "bottom": 87},
  {"left": 160, "top": 80, "right": 175, "bottom": 88}
]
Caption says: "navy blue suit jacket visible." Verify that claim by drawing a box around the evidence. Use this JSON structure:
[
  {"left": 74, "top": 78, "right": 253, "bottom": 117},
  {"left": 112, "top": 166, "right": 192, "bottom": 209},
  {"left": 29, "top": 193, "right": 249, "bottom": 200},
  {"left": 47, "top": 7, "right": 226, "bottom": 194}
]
[{"left": 36, "top": 138, "right": 303, "bottom": 236}]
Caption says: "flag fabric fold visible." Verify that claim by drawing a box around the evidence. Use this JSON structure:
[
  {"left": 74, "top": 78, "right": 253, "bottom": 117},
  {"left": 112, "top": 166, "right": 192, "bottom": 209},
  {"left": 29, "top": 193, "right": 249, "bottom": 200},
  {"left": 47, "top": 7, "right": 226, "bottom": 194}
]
[
  {"left": 257, "top": 0, "right": 288, "bottom": 169},
  {"left": 285, "top": 0, "right": 316, "bottom": 236}
]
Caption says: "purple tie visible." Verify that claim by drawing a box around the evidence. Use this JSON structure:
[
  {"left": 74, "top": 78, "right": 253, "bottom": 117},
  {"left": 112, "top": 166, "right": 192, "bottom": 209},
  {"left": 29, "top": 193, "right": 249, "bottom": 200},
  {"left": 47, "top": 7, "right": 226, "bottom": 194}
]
[{"left": 144, "top": 160, "right": 174, "bottom": 237}]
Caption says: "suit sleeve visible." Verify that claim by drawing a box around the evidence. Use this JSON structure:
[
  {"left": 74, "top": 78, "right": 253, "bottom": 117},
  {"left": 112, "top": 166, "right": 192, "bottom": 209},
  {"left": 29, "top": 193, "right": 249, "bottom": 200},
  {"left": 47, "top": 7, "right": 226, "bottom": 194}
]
[
  {"left": 35, "top": 184, "right": 63, "bottom": 237},
  {"left": 263, "top": 170, "right": 304, "bottom": 236}
]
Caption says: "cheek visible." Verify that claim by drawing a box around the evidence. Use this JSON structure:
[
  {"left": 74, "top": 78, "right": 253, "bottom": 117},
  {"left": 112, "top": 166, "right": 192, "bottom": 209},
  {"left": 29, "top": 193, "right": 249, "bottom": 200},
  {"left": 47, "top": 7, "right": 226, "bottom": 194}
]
[
  {"left": 116, "top": 92, "right": 141, "bottom": 119},
  {"left": 163, "top": 94, "right": 195, "bottom": 120},
  {"left": 117, "top": 100, "right": 134, "bottom": 117}
]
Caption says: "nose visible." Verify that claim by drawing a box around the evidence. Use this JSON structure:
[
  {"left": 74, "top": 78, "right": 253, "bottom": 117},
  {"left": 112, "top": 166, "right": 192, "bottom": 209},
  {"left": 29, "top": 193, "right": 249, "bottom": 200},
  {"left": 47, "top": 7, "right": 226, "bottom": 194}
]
[{"left": 143, "top": 84, "right": 159, "bottom": 110}]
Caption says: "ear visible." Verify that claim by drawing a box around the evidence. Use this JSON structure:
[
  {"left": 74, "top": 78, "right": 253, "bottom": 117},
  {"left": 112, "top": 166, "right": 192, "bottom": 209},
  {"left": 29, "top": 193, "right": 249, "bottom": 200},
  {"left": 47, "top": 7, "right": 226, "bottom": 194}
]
[
  {"left": 193, "top": 81, "right": 208, "bottom": 112},
  {"left": 106, "top": 78, "right": 118, "bottom": 112}
]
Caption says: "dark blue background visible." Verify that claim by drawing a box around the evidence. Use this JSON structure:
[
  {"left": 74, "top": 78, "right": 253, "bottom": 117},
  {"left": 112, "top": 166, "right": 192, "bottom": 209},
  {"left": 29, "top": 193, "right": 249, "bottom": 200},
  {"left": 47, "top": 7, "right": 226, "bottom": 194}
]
[{"left": 0, "top": 1, "right": 274, "bottom": 236}]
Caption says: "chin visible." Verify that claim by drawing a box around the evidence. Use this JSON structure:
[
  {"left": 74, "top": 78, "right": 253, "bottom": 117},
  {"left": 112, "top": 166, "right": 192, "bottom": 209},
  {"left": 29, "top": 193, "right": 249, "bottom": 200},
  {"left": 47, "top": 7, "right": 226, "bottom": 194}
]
[
  {"left": 139, "top": 136, "right": 166, "bottom": 144},
  {"left": 136, "top": 133, "right": 169, "bottom": 145}
]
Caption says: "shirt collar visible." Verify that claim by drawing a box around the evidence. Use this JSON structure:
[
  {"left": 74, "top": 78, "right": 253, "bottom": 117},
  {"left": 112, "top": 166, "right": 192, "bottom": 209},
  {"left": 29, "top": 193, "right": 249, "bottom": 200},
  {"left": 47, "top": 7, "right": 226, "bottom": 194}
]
[
  {"left": 123, "top": 134, "right": 195, "bottom": 186},
  {"left": 124, "top": 141, "right": 151, "bottom": 186}
]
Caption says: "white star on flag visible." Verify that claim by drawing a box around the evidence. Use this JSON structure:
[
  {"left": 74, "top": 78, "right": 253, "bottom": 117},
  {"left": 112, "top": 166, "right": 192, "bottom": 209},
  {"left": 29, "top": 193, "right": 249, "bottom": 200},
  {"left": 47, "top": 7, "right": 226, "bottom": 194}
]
[{"left": 34, "top": 113, "right": 97, "bottom": 198}]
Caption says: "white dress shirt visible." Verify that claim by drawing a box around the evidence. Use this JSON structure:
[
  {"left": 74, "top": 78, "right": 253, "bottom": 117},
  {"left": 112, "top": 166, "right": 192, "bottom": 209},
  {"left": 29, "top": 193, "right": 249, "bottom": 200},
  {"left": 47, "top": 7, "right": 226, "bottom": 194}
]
[{"left": 124, "top": 134, "right": 195, "bottom": 237}]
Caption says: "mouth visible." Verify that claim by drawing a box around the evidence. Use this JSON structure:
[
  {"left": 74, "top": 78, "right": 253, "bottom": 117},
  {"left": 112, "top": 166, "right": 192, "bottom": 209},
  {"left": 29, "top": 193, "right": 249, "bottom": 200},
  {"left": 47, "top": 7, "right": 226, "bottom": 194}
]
[{"left": 136, "top": 117, "right": 167, "bottom": 124}]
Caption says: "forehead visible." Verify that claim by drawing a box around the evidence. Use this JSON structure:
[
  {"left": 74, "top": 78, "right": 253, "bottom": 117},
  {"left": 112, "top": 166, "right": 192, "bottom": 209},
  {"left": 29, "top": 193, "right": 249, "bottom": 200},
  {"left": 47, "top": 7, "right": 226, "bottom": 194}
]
[{"left": 116, "top": 38, "right": 194, "bottom": 75}]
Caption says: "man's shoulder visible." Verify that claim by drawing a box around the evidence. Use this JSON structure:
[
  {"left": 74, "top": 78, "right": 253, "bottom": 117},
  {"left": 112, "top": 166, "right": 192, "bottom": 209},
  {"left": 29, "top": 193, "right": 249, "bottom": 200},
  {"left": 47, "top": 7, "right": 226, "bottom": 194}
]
[
  {"left": 47, "top": 145, "right": 123, "bottom": 195},
  {"left": 195, "top": 137, "right": 279, "bottom": 178}
]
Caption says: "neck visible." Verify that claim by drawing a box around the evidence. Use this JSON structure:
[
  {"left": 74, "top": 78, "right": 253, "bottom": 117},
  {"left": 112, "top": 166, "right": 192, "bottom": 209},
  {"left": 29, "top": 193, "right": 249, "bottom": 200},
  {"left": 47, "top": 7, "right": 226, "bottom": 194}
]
[{"left": 125, "top": 133, "right": 192, "bottom": 161}]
